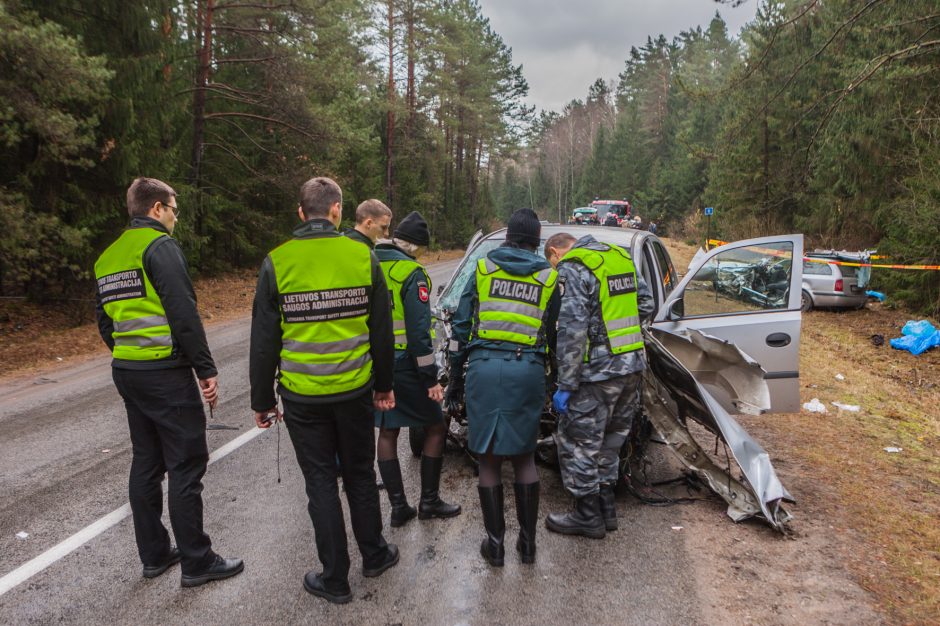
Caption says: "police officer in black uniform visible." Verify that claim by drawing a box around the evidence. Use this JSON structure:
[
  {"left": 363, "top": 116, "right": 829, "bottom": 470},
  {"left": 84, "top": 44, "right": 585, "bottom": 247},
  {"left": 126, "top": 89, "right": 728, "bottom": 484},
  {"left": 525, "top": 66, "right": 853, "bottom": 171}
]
[
  {"left": 250, "top": 177, "right": 399, "bottom": 604},
  {"left": 95, "top": 177, "right": 243, "bottom": 587}
]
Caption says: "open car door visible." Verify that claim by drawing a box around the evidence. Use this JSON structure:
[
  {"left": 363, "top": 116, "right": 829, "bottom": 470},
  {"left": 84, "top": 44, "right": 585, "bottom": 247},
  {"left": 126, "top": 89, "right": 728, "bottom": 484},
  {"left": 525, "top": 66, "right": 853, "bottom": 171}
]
[{"left": 653, "top": 235, "right": 803, "bottom": 414}]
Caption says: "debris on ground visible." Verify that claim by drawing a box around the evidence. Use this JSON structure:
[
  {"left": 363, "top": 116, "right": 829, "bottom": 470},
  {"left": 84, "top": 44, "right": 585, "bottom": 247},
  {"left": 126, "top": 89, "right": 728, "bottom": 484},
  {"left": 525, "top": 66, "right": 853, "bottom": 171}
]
[
  {"left": 802, "top": 398, "right": 827, "bottom": 413},
  {"left": 15, "top": 532, "right": 29, "bottom": 539},
  {"left": 671, "top": 526, "right": 684, "bottom": 531},
  {"left": 870, "top": 334, "right": 885, "bottom": 347},
  {"left": 831, "top": 402, "right": 860, "bottom": 412},
  {"left": 835, "top": 373, "right": 845, "bottom": 381},
  {"left": 884, "top": 447, "right": 903, "bottom": 453},
  {"left": 890, "top": 320, "right": 940, "bottom": 356}
]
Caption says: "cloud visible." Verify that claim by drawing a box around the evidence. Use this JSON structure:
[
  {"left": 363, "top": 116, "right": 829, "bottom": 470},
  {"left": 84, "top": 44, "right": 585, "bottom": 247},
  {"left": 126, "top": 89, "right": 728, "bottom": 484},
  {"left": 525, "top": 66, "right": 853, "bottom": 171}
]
[{"left": 479, "top": 0, "right": 759, "bottom": 112}]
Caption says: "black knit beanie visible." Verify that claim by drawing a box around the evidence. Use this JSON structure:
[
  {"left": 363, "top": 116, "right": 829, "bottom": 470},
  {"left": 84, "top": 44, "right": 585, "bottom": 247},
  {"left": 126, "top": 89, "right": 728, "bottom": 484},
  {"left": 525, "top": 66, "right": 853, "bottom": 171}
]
[
  {"left": 393, "top": 211, "right": 430, "bottom": 246},
  {"left": 506, "top": 208, "right": 541, "bottom": 247}
]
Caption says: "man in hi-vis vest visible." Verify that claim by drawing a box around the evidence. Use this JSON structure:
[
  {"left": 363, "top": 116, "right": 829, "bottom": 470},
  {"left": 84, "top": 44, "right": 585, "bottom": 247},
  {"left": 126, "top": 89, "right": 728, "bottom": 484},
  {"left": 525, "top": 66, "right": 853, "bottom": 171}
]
[
  {"left": 542, "top": 232, "right": 654, "bottom": 539},
  {"left": 95, "top": 177, "right": 243, "bottom": 587},
  {"left": 249, "top": 177, "right": 399, "bottom": 605}
]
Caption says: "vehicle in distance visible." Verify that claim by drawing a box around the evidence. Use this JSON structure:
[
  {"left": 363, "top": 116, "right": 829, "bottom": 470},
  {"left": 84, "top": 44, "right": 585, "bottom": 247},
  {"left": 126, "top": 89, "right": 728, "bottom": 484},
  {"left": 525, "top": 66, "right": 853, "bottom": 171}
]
[
  {"left": 591, "top": 199, "right": 631, "bottom": 226},
  {"left": 429, "top": 225, "right": 805, "bottom": 532},
  {"left": 570, "top": 207, "right": 598, "bottom": 225},
  {"left": 801, "top": 249, "right": 872, "bottom": 312}
]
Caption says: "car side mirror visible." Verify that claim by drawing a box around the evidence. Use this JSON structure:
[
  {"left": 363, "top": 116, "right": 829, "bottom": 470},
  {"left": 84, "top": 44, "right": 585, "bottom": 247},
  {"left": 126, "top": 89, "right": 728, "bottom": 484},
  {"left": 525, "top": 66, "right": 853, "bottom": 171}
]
[
  {"left": 668, "top": 298, "right": 684, "bottom": 321},
  {"left": 437, "top": 285, "right": 444, "bottom": 296}
]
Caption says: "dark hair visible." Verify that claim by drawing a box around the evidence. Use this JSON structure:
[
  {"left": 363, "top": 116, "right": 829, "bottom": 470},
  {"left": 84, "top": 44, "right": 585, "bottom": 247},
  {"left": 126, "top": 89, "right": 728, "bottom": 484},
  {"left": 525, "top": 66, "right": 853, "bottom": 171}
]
[
  {"left": 544, "top": 232, "right": 576, "bottom": 254},
  {"left": 127, "top": 177, "right": 175, "bottom": 218},
  {"left": 355, "top": 199, "right": 392, "bottom": 224},
  {"left": 299, "top": 177, "right": 342, "bottom": 218}
]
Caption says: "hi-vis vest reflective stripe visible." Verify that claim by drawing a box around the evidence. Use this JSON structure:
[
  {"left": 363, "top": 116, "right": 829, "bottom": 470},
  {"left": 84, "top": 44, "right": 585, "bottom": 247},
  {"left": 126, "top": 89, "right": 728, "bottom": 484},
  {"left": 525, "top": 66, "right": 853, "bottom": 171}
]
[
  {"left": 270, "top": 236, "right": 373, "bottom": 397},
  {"left": 560, "top": 244, "right": 643, "bottom": 356},
  {"left": 381, "top": 258, "right": 435, "bottom": 358},
  {"left": 473, "top": 258, "right": 557, "bottom": 347},
  {"left": 94, "top": 228, "right": 173, "bottom": 361}
]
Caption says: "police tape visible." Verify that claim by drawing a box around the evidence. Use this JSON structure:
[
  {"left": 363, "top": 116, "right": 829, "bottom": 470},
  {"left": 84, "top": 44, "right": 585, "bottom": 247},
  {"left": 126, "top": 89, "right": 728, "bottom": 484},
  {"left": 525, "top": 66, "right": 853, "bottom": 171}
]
[{"left": 705, "top": 239, "right": 939, "bottom": 271}]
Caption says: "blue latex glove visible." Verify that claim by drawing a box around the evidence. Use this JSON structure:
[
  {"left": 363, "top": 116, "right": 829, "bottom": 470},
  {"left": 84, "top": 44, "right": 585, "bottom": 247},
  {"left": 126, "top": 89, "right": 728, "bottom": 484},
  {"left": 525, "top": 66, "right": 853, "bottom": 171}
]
[{"left": 553, "top": 390, "right": 572, "bottom": 415}]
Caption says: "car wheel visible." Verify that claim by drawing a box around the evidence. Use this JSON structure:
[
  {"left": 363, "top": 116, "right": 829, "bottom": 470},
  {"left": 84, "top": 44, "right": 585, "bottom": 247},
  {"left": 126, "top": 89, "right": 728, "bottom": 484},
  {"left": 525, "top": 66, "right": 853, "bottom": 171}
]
[
  {"left": 408, "top": 427, "right": 425, "bottom": 458},
  {"left": 800, "top": 290, "right": 813, "bottom": 312}
]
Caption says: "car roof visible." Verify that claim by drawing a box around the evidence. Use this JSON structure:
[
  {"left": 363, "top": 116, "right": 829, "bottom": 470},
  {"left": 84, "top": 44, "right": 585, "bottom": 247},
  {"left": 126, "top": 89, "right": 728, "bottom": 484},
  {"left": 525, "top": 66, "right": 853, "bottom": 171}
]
[{"left": 480, "top": 224, "right": 645, "bottom": 249}]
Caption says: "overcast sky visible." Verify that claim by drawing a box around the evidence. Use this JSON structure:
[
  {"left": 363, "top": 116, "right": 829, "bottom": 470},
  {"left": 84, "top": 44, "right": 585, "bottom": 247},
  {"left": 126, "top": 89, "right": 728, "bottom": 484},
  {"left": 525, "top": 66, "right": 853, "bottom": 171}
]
[{"left": 478, "top": 0, "right": 760, "bottom": 113}]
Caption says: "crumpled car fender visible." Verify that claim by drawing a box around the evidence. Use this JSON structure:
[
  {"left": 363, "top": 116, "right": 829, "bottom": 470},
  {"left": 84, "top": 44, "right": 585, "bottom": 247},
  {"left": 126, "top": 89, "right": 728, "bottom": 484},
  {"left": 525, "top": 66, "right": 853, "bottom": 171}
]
[{"left": 643, "top": 327, "right": 794, "bottom": 532}]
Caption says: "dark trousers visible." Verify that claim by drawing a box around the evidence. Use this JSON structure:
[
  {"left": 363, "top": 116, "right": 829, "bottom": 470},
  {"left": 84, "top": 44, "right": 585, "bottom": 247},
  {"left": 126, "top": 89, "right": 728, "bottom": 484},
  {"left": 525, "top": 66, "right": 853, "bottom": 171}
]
[
  {"left": 112, "top": 367, "right": 214, "bottom": 574},
  {"left": 283, "top": 391, "right": 387, "bottom": 588}
]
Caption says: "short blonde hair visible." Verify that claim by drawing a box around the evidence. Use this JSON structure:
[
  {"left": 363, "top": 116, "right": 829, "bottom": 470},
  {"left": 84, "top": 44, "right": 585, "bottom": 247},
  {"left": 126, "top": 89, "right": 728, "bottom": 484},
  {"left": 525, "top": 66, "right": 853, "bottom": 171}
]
[{"left": 355, "top": 199, "right": 392, "bottom": 224}]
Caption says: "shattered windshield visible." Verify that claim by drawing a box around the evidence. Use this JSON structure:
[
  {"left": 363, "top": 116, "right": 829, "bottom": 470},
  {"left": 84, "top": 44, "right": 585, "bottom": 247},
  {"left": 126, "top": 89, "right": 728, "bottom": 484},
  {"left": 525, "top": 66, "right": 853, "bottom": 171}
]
[{"left": 436, "top": 239, "right": 503, "bottom": 311}]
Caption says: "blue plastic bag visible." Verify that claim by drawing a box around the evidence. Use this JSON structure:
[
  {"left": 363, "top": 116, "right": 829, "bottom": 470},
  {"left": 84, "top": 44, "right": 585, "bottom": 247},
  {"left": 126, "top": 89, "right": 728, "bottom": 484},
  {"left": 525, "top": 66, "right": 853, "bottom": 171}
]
[
  {"left": 865, "top": 290, "right": 886, "bottom": 302},
  {"left": 890, "top": 320, "right": 940, "bottom": 355}
]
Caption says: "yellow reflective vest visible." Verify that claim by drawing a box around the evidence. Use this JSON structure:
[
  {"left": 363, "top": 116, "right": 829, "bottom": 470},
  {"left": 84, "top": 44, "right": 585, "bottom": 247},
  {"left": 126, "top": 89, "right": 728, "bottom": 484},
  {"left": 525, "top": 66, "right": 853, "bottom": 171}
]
[
  {"left": 560, "top": 244, "right": 643, "bottom": 356},
  {"left": 94, "top": 228, "right": 173, "bottom": 361},
  {"left": 473, "top": 257, "right": 557, "bottom": 347},
  {"left": 270, "top": 236, "right": 373, "bottom": 396}
]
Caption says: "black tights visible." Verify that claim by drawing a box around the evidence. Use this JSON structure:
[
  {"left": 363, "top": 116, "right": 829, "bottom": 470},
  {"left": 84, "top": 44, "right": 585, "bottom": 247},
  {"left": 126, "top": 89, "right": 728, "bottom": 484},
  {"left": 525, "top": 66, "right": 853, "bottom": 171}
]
[
  {"left": 477, "top": 452, "right": 538, "bottom": 488},
  {"left": 377, "top": 422, "right": 446, "bottom": 461}
]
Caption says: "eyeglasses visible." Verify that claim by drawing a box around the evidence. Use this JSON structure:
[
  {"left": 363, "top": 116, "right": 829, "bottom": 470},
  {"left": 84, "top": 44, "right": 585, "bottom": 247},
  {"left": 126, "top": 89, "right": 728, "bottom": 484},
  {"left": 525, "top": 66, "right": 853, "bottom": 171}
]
[{"left": 163, "top": 203, "right": 180, "bottom": 216}]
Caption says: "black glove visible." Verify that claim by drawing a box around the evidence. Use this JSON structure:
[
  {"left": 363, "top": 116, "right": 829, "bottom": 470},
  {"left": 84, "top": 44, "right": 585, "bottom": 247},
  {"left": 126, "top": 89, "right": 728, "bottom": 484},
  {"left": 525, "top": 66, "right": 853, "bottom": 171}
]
[{"left": 444, "top": 378, "right": 465, "bottom": 416}]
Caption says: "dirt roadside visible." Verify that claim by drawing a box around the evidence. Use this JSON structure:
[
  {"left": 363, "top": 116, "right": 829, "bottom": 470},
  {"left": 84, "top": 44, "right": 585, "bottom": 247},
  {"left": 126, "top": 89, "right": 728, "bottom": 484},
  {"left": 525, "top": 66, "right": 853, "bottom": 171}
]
[{"left": 1, "top": 242, "right": 936, "bottom": 623}]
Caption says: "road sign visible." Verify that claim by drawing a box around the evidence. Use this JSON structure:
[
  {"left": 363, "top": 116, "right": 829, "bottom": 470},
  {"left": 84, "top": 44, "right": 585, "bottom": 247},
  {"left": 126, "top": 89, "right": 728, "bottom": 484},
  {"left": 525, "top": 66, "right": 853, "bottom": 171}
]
[{"left": 704, "top": 207, "right": 714, "bottom": 216}]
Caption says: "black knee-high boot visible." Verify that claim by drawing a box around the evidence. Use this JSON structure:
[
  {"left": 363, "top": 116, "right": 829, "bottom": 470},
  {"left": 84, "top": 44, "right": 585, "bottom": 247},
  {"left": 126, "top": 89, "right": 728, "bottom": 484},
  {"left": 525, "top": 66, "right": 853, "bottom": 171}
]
[
  {"left": 513, "top": 482, "right": 539, "bottom": 564},
  {"left": 418, "top": 455, "right": 461, "bottom": 519},
  {"left": 377, "top": 459, "right": 416, "bottom": 527},
  {"left": 478, "top": 485, "right": 504, "bottom": 567}
]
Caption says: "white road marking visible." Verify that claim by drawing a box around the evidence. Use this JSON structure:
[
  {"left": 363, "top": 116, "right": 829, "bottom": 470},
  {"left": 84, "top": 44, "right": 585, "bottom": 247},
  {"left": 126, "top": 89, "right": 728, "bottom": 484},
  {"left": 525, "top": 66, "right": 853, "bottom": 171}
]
[{"left": 0, "top": 426, "right": 268, "bottom": 597}]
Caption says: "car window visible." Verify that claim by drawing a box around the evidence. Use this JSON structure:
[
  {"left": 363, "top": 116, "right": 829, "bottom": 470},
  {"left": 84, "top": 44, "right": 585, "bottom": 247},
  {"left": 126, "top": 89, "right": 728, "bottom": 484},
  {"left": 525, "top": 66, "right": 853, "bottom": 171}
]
[
  {"left": 838, "top": 264, "right": 857, "bottom": 278},
  {"left": 682, "top": 242, "right": 794, "bottom": 316},
  {"left": 436, "top": 239, "right": 506, "bottom": 311},
  {"left": 639, "top": 243, "right": 659, "bottom": 312},
  {"left": 803, "top": 260, "right": 833, "bottom": 276},
  {"left": 651, "top": 240, "right": 677, "bottom": 297}
]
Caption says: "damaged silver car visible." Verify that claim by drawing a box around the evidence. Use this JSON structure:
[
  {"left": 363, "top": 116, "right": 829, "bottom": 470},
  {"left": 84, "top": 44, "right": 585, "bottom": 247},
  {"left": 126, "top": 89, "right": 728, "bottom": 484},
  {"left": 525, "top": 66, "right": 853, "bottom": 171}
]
[{"left": 425, "top": 226, "right": 802, "bottom": 533}]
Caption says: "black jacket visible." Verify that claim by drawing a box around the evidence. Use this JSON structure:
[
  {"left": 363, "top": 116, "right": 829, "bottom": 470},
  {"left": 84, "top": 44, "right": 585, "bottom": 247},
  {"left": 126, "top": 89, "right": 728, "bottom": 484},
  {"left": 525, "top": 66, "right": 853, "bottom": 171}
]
[
  {"left": 249, "top": 219, "right": 395, "bottom": 410},
  {"left": 95, "top": 217, "right": 217, "bottom": 379},
  {"left": 344, "top": 227, "right": 375, "bottom": 250}
]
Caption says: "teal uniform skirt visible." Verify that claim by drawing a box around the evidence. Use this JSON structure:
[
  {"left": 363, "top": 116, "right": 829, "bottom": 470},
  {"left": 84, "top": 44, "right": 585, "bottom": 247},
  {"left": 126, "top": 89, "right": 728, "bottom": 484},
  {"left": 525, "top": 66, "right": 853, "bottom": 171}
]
[
  {"left": 375, "top": 352, "right": 444, "bottom": 429},
  {"left": 466, "top": 348, "right": 546, "bottom": 455}
]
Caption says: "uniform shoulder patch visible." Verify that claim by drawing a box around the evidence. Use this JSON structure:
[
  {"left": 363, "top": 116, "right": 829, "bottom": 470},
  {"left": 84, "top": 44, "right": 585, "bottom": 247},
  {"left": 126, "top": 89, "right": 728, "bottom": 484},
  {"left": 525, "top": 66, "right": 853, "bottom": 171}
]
[
  {"left": 557, "top": 276, "right": 566, "bottom": 297},
  {"left": 417, "top": 281, "right": 429, "bottom": 303}
]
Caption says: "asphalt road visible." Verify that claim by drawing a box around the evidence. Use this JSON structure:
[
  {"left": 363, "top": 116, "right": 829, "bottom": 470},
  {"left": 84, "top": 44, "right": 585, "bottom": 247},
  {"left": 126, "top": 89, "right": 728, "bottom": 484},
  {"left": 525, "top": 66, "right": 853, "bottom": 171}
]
[{"left": 0, "top": 258, "right": 705, "bottom": 624}]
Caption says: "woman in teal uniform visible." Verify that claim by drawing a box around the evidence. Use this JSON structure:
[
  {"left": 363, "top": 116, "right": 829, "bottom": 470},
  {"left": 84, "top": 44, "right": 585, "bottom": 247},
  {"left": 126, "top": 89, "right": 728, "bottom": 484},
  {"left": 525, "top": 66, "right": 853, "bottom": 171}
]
[
  {"left": 446, "top": 209, "right": 558, "bottom": 566},
  {"left": 375, "top": 212, "right": 460, "bottom": 528}
]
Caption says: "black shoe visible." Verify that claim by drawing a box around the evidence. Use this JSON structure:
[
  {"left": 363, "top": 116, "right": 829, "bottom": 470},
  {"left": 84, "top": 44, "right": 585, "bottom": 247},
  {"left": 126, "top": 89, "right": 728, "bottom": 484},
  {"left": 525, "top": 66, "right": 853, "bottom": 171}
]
[
  {"left": 180, "top": 554, "right": 244, "bottom": 588},
  {"left": 142, "top": 546, "right": 181, "bottom": 579},
  {"left": 513, "top": 482, "right": 539, "bottom": 564},
  {"left": 545, "top": 494, "right": 606, "bottom": 539},
  {"left": 362, "top": 543, "right": 400, "bottom": 578},
  {"left": 303, "top": 572, "right": 352, "bottom": 604},
  {"left": 418, "top": 455, "right": 461, "bottom": 519},
  {"left": 378, "top": 459, "right": 417, "bottom": 528},
  {"left": 599, "top": 483, "right": 618, "bottom": 531},
  {"left": 478, "top": 485, "right": 505, "bottom": 567}
]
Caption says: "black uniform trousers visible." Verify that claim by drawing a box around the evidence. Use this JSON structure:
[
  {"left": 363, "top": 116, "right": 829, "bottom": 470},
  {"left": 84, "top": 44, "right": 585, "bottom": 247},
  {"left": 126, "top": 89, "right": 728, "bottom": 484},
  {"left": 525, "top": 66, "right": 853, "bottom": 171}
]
[
  {"left": 283, "top": 390, "right": 388, "bottom": 589},
  {"left": 112, "top": 367, "right": 214, "bottom": 574}
]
